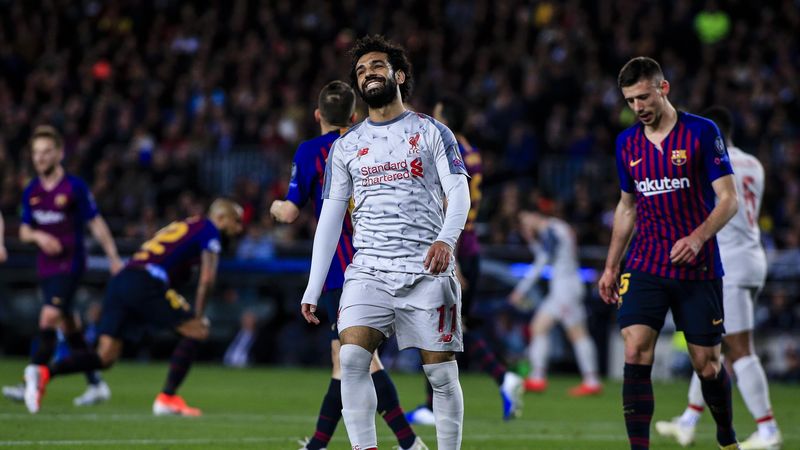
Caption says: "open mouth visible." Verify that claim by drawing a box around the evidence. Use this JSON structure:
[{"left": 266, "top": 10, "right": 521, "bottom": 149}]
[
  {"left": 639, "top": 112, "right": 653, "bottom": 122},
  {"left": 363, "top": 77, "right": 385, "bottom": 92}
]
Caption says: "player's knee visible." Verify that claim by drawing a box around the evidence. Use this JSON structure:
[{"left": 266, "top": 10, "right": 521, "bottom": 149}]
[
  {"left": 695, "top": 362, "right": 720, "bottom": 380},
  {"left": 624, "top": 345, "right": 653, "bottom": 364},
  {"left": 339, "top": 344, "right": 372, "bottom": 374},
  {"left": 423, "top": 360, "right": 459, "bottom": 393},
  {"left": 39, "top": 308, "right": 61, "bottom": 329}
]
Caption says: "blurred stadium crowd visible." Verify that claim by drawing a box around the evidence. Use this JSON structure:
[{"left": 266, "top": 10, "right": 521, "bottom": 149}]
[{"left": 0, "top": 1, "right": 798, "bottom": 375}]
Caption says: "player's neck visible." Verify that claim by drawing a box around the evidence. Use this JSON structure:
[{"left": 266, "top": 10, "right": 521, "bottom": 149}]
[
  {"left": 320, "top": 124, "right": 343, "bottom": 135},
  {"left": 367, "top": 99, "right": 406, "bottom": 124},
  {"left": 39, "top": 166, "right": 65, "bottom": 190}
]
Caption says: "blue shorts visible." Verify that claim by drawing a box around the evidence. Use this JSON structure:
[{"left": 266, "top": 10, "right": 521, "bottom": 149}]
[
  {"left": 98, "top": 268, "right": 195, "bottom": 342},
  {"left": 617, "top": 270, "right": 724, "bottom": 346},
  {"left": 321, "top": 288, "right": 343, "bottom": 341},
  {"left": 40, "top": 273, "right": 82, "bottom": 313}
]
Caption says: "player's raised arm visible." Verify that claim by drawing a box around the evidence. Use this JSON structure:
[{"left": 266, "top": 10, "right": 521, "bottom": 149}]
[
  {"left": 300, "top": 198, "right": 348, "bottom": 324},
  {"left": 88, "top": 216, "right": 122, "bottom": 275},
  {"left": 599, "top": 191, "right": 637, "bottom": 304}
]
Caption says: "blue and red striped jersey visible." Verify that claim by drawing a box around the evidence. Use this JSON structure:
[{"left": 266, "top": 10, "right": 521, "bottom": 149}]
[
  {"left": 127, "top": 216, "right": 221, "bottom": 286},
  {"left": 615, "top": 111, "right": 734, "bottom": 280},
  {"left": 286, "top": 130, "right": 355, "bottom": 291},
  {"left": 21, "top": 174, "right": 99, "bottom": 278}
]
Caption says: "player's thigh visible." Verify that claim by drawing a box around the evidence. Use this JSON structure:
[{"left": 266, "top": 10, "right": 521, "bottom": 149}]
[
  {"left": 616, "top": 270, "right": 671, "bottom": 332},
  {"left": 721, "top": 283, "right": 756, "bottom": 335},
  {"left": 320, "top": 288, "right": 343, "bottom": 341},
  {"left": 671, "top": 278, "right": 724, "bottom": 346},
  {"left": 394, "top": 274, "right": 463, "bottom": 353},
  {"left": 39, "top": 273, "right": 81, "bottom": 321},
  {"left": 97, "top": 270, "right": 144, "bottom": 341},
  {"left": 337, "top": 266, "right": 396, "bottom": 345}
]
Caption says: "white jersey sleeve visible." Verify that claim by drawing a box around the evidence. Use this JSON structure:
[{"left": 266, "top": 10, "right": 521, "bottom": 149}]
[
  {"left": 717, "top": 146, "right": 767, "bottom": 287},
  {"left": 322, "top": 139, "right": 352, "bottom": 201}
]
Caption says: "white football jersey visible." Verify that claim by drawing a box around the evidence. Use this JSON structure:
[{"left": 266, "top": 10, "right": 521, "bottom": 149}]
[
  {"left": 323, "top": 111, "right": 469, "bottom": 274},
  {"left": 515, "top": 218, "right": 582, "bottom": 296},
  {"left": 717, "top": 146, "right": 767, "bottom": 287}
]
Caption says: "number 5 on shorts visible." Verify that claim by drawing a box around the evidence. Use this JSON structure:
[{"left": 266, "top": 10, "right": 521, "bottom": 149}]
[
  {"left": 436, "top": 304, "right": 457, "bottom": 333},
  {"left": 619, "top": 273, "right": 631, "bottom": 295}
]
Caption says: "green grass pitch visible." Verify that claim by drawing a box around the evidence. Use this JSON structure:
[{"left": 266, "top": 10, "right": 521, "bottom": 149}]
[{"left": 0, "top": 358, "right": 796, "bottom": 449}]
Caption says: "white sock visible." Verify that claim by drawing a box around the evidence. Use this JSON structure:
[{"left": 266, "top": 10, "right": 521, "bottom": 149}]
[
  {"left": 732, "top": 355, "right": 779, "bottom": 436},
  {"left": 679, "top": 372, "right": 705, "bottom": 427},
  {"left": 528, "top": 336, "right": 548, "bottom": 380},
  {"left": 573, "top": 336, "right": 600, "bottom": 386},
  {"left": 423, "top": 360, "right": 463, "bottom": 450},
  {"left": 340, "top": 344, "right": 377, "bottom": 449}
]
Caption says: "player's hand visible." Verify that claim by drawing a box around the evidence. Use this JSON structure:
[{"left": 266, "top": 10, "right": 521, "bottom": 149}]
[
  {"left": 0, "top": 244, "right": 7, "bottom": 263},
  {"left": 508, "top": 290, "right": 525, "bottom": 307},
  {"left": 598, "top": 267, "right": 620, "bottom": 305},
  {"left": 36, "top": 232, "right": 62, "bottom": 256},
  {"left": 301, "top": 302, "right": 320, "bottom": 325},
  {"left": 424, "top": 241, "right": 452, "bottom": 275},
  {"left": 670, "top": 234, "right": 702, "bottom": 265},
  {"left": 270, "top": 200, "right": 287, "bottom": 223},
  {"left": 109, "top": 257, "right": 123, "bottom": 275}
]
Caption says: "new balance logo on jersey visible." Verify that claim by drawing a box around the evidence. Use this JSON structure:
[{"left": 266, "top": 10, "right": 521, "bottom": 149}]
[
  {"left": 411, "top": 158, "right": 424, "bottom": 177},
  {"left": 357, "top": 147, "right": 369, "bottom": 157},
  {"left": 408, "top": 132, "right": 421, "bottom": 154},
  {"left": 438, "top": 333, "right": 454, "bottom": 343},
  {"left": 635, "top": 177, "right": 691, "bottom": 197}
]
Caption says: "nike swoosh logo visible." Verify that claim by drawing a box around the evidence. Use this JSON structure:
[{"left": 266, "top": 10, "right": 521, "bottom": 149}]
[
  {"left": 712, "top": 319, "right": 723, "bottom": 325},
  {"left": 630, "top": 158, "right": 643, "bottom": 167}
]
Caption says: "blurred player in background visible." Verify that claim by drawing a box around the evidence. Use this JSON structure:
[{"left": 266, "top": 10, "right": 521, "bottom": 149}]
[
  {"left": 656, "top": 106, "right": 782, "bottom": 449},
  {"left": 271, "top": 80, "right": 426, "bottom": 450},
  {"left": 599, "top": 57, "right": 740, "bottom": 450},
  {"left": 509, "top": 209, "right": 602, "bottom": 396},
  {"left": 406, "top": 95, "right": 523, "bottom": 426},
  {"left": 3, "top": 125, "right": 122, "bottom": 408},
  {"left": 300, "top": 35, "right": 470, "bottom": 450},
  {"left": 22, "top": 199, "right": 242, "bottom": 414}
]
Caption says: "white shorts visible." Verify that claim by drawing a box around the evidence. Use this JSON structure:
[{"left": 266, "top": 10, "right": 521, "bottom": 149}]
[
  {"left": 537, "top": 279, "right": 587, "bottom": 329},
  {"left": 723, "top": 283, "right": 759, "bottom": 335},
  {"left": 337, "top": 264, "right": 463, "bottom": 352}
]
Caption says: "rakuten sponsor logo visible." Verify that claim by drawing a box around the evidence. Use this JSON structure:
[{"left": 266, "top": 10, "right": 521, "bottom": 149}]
[
  {"left": 636, "top": 177, "right": 691, "bottom": 197},
  {"left": 33, "top": 210, "right": 66, "bottom": 224}
]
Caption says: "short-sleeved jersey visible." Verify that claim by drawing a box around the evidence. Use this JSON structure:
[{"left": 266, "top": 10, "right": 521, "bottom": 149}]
[
  {"left": 323, "top": 111, "right": 469, "bottom": 274},
  {"left": 285, "top": 130, "right": 355, "bottom": 291},
  {"left": 615, "top": 111, "right": 734, "bottom": 280},
  {"left": 717, "top": 146, "right": 766, "bottom": 287},
  {"left": 127, "top": 216, "right": 221, "bottom": 287},
  {"left": 457, "top": 140, "right": 482, "bottom": 258},
  {"left": 21, "top": 174, "right": 99, "bottom": 278}
]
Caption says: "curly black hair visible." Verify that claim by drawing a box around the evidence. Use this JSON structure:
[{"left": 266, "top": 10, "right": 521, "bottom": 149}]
[{"left": 348, "top": 35, "right": 414, "bottom": 101}]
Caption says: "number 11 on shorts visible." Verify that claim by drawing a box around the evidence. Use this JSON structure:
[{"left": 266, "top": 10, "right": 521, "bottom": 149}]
[{"left": 437, "top": 304, "right": 457, "bottom": 333}]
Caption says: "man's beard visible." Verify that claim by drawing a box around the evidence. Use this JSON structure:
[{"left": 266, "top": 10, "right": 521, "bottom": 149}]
[{"left": 359, "top": 75, "right": 398, "bottom": 109}]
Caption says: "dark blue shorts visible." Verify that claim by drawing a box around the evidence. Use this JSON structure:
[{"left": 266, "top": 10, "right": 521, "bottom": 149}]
[
  {"left": 617, "top": 270, "right": 724, "bottom": 346},
  {"left": 40, "top": 273, "right": 82, "bottom": 312},
  {"left": 98, "top": 268, "right": 195, "bottom": 342},
  {"left": 320, "top": 288, "right": 343, "bottom": 341}
]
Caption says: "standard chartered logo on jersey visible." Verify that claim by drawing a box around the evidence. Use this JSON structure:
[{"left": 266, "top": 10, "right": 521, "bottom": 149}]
[{"left": 636, "top": 177, "right": 691, "bottom": 197}]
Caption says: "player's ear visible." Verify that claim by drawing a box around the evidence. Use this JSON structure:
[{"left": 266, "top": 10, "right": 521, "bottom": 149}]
[
  {"left": 349, "top": 113, "right": 357, "bottom": 124},
  {"left": 395, "top": 70, "right": 405, "bottom": 86},
  {"left": 660, "top": 79, "right": 670, "bottom": 97},
  {"left": 314, "top": 109, "right": 321, "bottom": 123}
]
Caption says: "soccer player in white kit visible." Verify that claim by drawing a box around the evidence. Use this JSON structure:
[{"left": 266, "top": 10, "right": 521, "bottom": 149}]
[
  {"left": 300, "top": 35, "right": 470, "bottom": 450},
  {"left": 509, "top": 209, "right": 602, "bottom": 396},
  {"left": 656, "top": 107, "right": 782, "bottom": 449}
]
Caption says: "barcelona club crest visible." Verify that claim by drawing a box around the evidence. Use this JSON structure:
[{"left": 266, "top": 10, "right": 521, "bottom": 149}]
[
  {"left": 55, "top": 193, "right": 68, "bottom": 207},
  {"left": 671, "top": 149, "right": 687, "bottom": 166}
]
